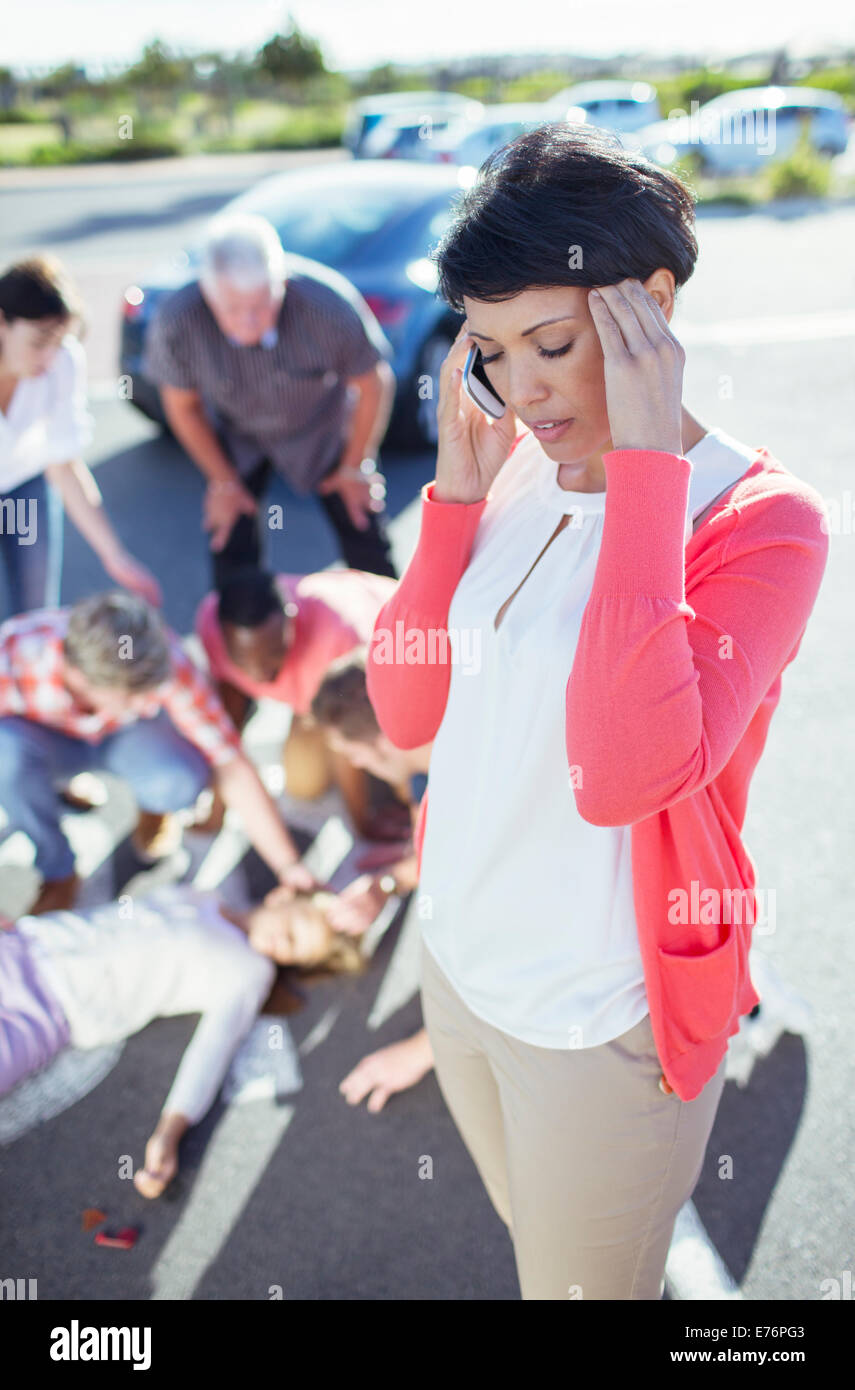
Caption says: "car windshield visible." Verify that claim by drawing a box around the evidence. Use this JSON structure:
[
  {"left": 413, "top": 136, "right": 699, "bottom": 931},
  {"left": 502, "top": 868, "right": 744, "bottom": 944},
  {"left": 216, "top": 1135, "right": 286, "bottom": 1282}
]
[
  {"left": 229, "top": 181, "right": 425, "bottom": 265},
  {"left": 353, "top": 195, "right": 457, "bottom": 266}
]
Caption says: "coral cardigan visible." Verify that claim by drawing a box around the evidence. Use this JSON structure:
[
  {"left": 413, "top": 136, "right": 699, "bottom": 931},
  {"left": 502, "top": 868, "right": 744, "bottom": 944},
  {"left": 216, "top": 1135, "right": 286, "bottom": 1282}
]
[{"left": 366, "top": 439, "right": 829, "bottom": 1100}]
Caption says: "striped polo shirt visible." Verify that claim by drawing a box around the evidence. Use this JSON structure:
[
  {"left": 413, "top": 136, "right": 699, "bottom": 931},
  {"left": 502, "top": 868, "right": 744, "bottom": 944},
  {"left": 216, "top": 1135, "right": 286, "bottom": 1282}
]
[{"left": 143, "top": 252, "right": 393, "bottom": 495}]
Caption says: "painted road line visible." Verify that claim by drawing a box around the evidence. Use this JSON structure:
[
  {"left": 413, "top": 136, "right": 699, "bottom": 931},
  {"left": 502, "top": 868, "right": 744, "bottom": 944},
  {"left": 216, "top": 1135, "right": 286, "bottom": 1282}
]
[
  {"left": 149, "top": 1101, "right": 296, "bottom": 1301},
  {"left": 366, "top": 893, "right": 423, "bottom": 1031}
]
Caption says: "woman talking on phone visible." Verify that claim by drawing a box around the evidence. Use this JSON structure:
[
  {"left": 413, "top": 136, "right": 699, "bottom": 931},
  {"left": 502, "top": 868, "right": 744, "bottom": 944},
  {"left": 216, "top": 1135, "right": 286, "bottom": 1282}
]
[{"left": 365, "top": 126, "right": 829, "bottom": 1300}]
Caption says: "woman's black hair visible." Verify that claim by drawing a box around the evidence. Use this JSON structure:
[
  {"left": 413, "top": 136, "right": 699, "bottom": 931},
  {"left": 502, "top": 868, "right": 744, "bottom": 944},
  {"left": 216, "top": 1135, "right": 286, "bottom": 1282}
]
[
  {"left": 217, "top": 568, "right": 284, "bottom": 629},
  {"left": 434, "top": 123, "right": 698, "bottom": 310},
  {"left": 0, "top": 255, "right": 82, "bottom": 325}
]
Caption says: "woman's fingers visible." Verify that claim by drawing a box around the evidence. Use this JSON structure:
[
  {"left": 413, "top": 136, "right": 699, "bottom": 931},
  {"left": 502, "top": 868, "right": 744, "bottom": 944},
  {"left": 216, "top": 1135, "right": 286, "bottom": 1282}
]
[
  {"left": 592, "top": 278, "right": 681, "bottom": 354},
  {"left": 437, "top": 334, "right": 470, "bottom": 431},
  {"left": 339, "top": 1067, "right": 371, "bottom": 1104},
  {"left": 592, "top": 281, "right": 653, "bottom": 353},
  {"left": 588, "top": 289, "right": 627, "bottom": 357},
  {"left": 366, "top": 1085, "right": 391, "bottom": 1114}
]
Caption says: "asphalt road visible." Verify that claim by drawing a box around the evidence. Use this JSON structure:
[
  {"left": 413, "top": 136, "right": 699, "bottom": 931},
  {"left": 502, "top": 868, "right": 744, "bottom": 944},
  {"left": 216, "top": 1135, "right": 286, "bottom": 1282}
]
[{"left": 0, "top": 153, "right": 853, "bottom": 1300}]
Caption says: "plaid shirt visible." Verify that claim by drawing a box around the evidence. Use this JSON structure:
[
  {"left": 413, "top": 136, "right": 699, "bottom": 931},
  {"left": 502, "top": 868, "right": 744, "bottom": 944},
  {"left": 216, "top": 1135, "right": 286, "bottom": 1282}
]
[{"left": 0, "top": 609, "right": 242, "bottom": 768}]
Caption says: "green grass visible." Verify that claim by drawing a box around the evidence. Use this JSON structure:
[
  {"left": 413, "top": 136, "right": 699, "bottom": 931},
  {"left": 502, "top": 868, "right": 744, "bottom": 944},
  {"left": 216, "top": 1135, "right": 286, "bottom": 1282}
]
[
  {"left": 0, "top": 122, "right": 64, "bottom": 161},
  {"left": 0, "top": 99, "right": 345, "bottom": 164},
  {"left": 0, "top": 73, "right": 850, "bottom": 194}
]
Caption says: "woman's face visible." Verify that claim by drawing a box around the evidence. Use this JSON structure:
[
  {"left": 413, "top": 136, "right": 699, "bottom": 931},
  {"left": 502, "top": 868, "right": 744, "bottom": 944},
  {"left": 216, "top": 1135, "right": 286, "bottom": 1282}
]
[
  {"left": 462, "top": 274, "right": 672, "bottom": 467},
  {"left": 325, "top": 727, "right": 408, "bottom": 786},
  {"left": 246, "top": 897, "right": 333, "bottom": 966},
  {"left": 222, "top": 609, "right": 293, "bottom": 685},
  {"left": 0, "top": 314, "right": 69, "bottom": 378}
]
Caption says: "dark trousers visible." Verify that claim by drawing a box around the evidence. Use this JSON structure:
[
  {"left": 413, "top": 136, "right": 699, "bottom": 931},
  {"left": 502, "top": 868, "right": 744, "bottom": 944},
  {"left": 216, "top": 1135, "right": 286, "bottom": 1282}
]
[
  {"left": 0, "top": 473, "right": 64, "bottom": 619},
  {"left": 212, "top": 454, "right": 398, "bottom": 591}
]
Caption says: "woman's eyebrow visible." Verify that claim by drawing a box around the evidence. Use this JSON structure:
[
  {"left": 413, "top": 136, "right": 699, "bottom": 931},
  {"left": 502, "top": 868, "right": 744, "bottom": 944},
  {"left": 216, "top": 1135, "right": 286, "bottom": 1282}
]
[
  {"left": 468, "top": 315, "right": 579, "bottom": 342},
  {"left": 521, "top": 315, "right": 579, "bottom": 337}
]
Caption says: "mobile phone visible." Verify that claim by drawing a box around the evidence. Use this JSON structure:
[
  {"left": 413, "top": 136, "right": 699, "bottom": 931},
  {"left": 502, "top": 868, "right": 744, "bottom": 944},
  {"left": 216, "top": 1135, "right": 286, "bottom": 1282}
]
[{"left": 462, "top": 343, "right": 506, "bottom": 419}]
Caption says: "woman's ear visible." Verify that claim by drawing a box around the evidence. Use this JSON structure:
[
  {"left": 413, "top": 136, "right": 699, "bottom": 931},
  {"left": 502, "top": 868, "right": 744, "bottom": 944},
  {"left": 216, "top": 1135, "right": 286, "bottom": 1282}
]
[{"left": 642, "top": 269, "right": 676, "bottom": 323}]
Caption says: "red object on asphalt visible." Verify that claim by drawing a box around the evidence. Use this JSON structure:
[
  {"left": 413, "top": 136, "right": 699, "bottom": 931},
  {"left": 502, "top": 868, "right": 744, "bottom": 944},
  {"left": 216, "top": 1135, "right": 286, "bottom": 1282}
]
[{"left": 94, "top": 1227, "right": 138, "bottom": 1250}]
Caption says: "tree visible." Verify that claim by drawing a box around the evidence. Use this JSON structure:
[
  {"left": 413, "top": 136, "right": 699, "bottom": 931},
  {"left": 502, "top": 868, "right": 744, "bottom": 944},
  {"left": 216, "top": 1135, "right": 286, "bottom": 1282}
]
[
  {"left": 256, "top": 19, "right": 326, "bottom": 83},
  {"left": 124, "top": 41, "right": 189, "bottom": 92}
]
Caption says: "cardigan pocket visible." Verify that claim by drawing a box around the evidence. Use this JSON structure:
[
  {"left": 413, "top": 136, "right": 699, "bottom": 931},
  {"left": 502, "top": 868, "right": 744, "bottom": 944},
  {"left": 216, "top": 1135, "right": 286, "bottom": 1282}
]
[{"left": 656, "top": 924, "right": 740, "bottom": 1048}]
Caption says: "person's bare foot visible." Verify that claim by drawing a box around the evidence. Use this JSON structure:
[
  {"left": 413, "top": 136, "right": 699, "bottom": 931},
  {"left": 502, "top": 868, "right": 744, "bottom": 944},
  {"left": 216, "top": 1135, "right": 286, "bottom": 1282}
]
[
  {"left": 132, "top": 811, "right": 182, "bottom": 862},
  {"left": 29, "top": 873, "right": 81, "bottom": 914},
  {"left": 133, "top": 1130, "right": 180, "bottom": 1199}
]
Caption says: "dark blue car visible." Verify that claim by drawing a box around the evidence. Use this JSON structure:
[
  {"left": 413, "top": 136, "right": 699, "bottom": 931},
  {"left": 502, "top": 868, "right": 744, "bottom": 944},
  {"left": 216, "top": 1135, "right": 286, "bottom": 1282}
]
[{"left": 120, "top": 160, "right": 471, "bottom": 449}]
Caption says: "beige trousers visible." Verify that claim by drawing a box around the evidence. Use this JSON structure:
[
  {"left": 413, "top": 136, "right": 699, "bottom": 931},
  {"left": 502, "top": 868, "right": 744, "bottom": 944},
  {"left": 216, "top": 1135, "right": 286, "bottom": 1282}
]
[{"left": 419, "top": 938, "right": 727, "bottom": 1300}]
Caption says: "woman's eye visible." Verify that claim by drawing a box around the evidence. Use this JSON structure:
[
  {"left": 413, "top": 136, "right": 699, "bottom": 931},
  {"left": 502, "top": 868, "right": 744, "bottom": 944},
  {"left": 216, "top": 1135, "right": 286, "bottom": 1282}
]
[{"left": 480, "top": 341, "right": 574, "bottom": 366}]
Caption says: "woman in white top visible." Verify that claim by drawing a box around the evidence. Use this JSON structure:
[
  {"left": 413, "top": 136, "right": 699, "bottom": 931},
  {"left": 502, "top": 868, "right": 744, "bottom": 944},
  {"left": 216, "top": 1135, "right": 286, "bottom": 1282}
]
[
  {"left": 366, "top": 125, "right": 827, "bottom": 1300},
  {"left": 0, "top": 257, "right": 160, "bottom": 616}
]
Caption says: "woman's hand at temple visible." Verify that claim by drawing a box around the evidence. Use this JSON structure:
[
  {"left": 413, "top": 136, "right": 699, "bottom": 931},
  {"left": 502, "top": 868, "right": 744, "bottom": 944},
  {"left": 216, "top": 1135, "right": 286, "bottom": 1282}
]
[
  {"left": 587, "top": 278, "right": 685, "bottom": 456},
  {"left": 433, "top": 320, "right": 520, "bottom": 504}
]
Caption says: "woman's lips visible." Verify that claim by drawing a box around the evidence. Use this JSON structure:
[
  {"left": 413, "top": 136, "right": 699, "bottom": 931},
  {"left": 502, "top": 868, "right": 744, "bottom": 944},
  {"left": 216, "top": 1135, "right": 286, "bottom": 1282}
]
[{"left": 529, "top": 418, "right": 574, "bottom": 442}]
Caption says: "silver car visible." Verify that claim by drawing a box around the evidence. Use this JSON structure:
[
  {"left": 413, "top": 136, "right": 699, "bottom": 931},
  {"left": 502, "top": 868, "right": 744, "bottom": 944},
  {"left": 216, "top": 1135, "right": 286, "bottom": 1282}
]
[
  {"left": 545, "top": 80, "right": 661, "bottom": 135},
  {"left": 345, "top": 91, "right": 484, "bottom": 158},
  {"left": 633, "top": 86, "right": 851, "bottom": 175},
  {"left": 418, "top": 102, "right": 591, "bottom": 168}
]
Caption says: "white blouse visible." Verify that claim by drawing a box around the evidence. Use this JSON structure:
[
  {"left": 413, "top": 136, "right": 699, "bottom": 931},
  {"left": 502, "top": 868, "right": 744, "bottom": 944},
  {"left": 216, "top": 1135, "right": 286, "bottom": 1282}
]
[
  {"left": 417, "top": 426, "right": 758, "bottom": 1050},
  {"left": 0, "top": 335, "right": 94, "bottom": 495}
]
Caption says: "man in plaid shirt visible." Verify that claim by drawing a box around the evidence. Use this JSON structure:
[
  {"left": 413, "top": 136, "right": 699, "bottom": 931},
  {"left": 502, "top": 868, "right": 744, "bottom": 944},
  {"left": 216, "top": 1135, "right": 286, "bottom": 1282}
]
[{"left": 0, "top": 592, "right": 318, "bottom": 912}]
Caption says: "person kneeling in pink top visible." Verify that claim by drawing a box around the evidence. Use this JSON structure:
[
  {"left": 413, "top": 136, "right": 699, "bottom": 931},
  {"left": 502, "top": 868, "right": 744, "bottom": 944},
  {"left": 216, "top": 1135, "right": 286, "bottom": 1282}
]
[{"left": 194, "top": 566, "right": 410, "bottom": 841}]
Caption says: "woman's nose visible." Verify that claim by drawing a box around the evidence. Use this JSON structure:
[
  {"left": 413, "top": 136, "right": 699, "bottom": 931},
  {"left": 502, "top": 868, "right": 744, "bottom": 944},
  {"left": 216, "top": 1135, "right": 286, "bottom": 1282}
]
[{"left": 507, "top": 365, "right": 550, "bottom": 411}]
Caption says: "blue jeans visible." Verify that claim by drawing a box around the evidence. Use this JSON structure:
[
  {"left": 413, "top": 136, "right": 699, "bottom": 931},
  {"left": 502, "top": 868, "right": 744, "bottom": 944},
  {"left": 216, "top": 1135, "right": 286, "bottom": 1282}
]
[
  {"left": 0, "top": 713, "right": 211, "bottom": 880},
  {"left": 0, "top": 473, "right": 64, "bottom": 618}
]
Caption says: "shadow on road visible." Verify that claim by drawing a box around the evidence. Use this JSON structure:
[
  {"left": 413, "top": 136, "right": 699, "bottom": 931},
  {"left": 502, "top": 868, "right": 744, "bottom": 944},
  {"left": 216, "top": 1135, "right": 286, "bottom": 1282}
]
[{"left": 694, "top": 1033, "right": 807, "bottom": 1286}]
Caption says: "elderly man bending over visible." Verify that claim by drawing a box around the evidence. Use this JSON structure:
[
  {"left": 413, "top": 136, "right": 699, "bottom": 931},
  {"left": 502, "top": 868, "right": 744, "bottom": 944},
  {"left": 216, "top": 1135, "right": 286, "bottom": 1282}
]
[
  {"left": 0, "top": 592, "right": 318, "bottom": 914},
  {"left": 143, "top": 212, "right": 398, "bottom": 587}
]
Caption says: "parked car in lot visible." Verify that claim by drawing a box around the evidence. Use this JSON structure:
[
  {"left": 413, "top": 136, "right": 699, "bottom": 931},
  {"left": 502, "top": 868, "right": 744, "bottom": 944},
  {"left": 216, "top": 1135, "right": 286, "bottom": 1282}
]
[
  {"left": 359, "top": 106, "right": 484, "bottom": 160},
  {"left": 632, "top": 86, "right": 851, "bottom": 175},
  {"left": 120, "top": 161, "right": 473, "bottom": 449},
  {"left": 413, "top": 101, "right": 590, "bottom": 167},
  {"left": 545, "top": 80, "right": 660, "bottom": 135},
  {"left": 344, "top": 91, "right": 483, "bottom": 158}
]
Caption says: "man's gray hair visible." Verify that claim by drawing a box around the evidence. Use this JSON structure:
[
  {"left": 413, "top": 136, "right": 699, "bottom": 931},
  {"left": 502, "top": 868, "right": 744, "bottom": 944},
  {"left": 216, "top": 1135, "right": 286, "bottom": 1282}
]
[
  {"left": 63, "top": 592, "right": 172, "bottom": 691},
  {"left": 200, "top": 212, "right": 287, "bottom": 294}
]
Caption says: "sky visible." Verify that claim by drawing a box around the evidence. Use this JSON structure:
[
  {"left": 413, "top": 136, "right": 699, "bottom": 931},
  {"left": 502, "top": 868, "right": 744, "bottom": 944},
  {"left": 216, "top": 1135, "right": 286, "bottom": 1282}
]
[{"left": 4, "top": 0, "right": 853, "bottom": 73}]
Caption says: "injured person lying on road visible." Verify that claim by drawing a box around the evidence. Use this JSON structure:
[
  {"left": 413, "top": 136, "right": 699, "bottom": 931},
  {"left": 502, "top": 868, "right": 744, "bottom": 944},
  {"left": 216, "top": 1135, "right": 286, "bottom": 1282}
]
[{"left": 0, "top": 882, "right": 366, "bottom": 1198}]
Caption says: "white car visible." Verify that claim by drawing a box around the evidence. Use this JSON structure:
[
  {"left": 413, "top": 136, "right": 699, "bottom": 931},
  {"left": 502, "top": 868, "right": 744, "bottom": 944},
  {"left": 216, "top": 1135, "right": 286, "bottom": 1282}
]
[
  {"left": 417, "top": 102, "right": 591, "bottom": 168},
  {"left": 633, "top": 86, "right": 851, "bottom": 175},
  {"left": 545, "top": 80, "right": 660, "bottom": 135},
  {"left": 345, "top": 92, "right": 484, "bottom": 158}
]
